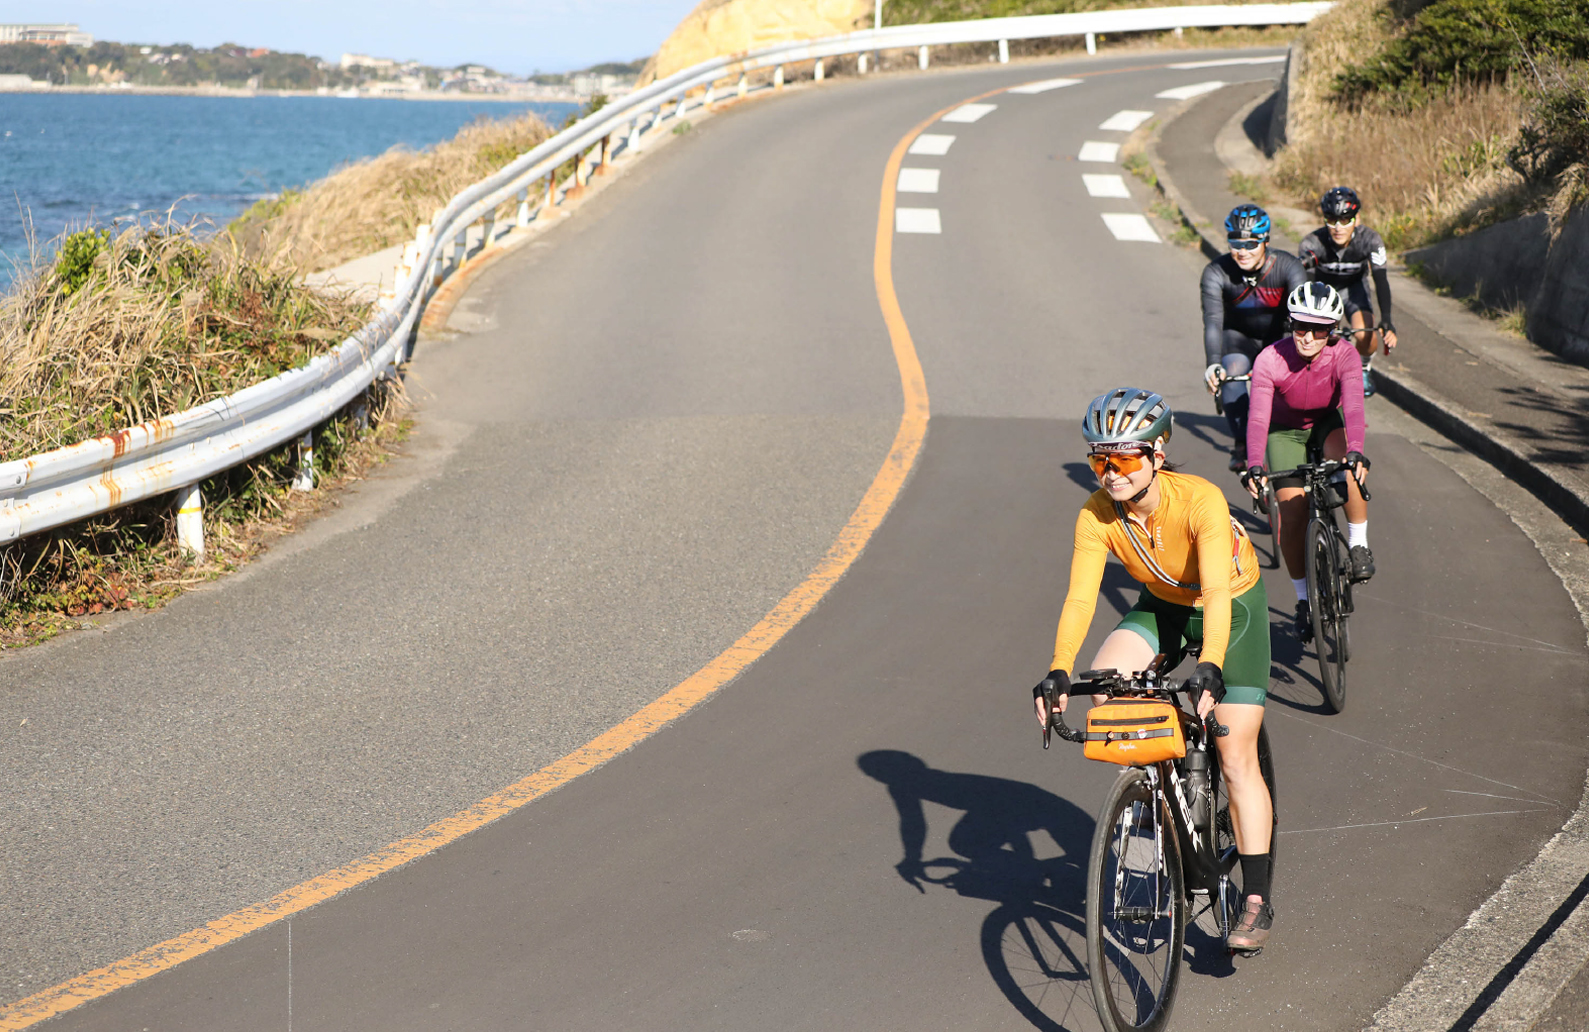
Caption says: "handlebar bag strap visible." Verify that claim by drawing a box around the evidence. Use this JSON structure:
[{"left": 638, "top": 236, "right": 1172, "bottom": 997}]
[{"left": 1084, "top": 699, "right": 1187, "bottom": 766}]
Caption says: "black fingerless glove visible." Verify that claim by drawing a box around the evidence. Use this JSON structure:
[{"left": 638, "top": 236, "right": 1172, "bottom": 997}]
[
  {"left": 1343, "top": 450, "right": 1370, "bottom": 471},
  {"left": 1184, "top": 661, "right": 1225, "bottom": 710},
  {"left": 1241, "top": 465, "right": 1266, "bottom": 490},
  {"left": 1034, "top": 669, "right": 1071, "bottom": 698}
]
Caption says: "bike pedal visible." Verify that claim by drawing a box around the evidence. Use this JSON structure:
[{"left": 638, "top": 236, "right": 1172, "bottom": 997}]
[{"left": 1227, "top": 946, "right": 1263, "bottom": 958}]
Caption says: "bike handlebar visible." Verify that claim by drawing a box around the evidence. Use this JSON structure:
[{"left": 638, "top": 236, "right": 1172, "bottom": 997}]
[
  {"left": 1256, "top": 457, "right": 1372, "bottom": 502},
  {"left": 1040, "top": 670, "right": 1229, "bottom": 752}
]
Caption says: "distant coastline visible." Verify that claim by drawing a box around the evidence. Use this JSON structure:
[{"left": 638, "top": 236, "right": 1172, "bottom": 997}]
[{"left": 0, "top": 82, "right": 596, "bottom": 102}]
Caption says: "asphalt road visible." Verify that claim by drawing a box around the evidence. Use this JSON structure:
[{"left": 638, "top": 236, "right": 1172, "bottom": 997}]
[{"left": 11, "top": 50, "right": 1589, "bottom": 1031}]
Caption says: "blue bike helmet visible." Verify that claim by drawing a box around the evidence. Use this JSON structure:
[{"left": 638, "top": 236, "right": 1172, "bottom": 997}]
[{"left": 1225, "top": 203, "right": 1271, "bottom": 241}]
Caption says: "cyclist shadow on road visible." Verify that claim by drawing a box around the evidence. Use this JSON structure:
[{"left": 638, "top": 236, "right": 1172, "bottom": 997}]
[
  {"left": 857, "top": 750, "right": 1098, "bottom": 1031},
  {"left": 1264, "top": 606, "right": 1337, "bottom": 715}
]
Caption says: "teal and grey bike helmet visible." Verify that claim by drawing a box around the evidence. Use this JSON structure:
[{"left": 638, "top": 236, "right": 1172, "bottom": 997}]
[{"left": 1082, "top": 387, "right": 1174, "bottom": 452}]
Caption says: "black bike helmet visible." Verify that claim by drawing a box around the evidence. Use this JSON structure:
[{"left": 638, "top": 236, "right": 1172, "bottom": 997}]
[
  {"left": 1321, "top": 186, "right": 1361, "bottom": 221},
  {"left": 1225, "top": 203, "right": 1271, "bottom": 241}
]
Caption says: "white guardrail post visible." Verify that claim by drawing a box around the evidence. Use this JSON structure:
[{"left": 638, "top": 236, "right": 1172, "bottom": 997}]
[{"left": 0, "top": 4, "right": 1331, "bottom": 549}]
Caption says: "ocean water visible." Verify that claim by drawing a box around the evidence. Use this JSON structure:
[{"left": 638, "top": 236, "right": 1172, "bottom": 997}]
[{"left": 0, "top": 93, "right": 581, "bottom": 283}]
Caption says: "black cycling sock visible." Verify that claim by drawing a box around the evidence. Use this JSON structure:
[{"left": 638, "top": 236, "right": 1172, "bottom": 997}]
[{"left": 1239, "top": 852, "right": 1272, "bottom": 903}]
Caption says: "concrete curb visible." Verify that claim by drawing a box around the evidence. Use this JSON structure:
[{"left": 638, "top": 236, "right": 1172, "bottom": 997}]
[{"left": 1146, "top": 83, "right": 1589, "bottom": 1032}]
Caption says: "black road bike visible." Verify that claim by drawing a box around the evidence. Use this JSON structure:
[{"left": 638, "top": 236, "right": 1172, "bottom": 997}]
[
  {"left": 1041, "top": 658, "right": 1277, "bottom": 1032},
  {"left": 1263, "top": 458, "right": 1370, "bottom": 713}
]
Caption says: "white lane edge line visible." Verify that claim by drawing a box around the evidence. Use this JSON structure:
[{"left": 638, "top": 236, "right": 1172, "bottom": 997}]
[
  {"left": 1100, "top": 212, "right": 1160, "bottom": 243},
  {"left": 1155, "top": 80, "right": 1227, "bottom": 100},
  {"left": 896, "top": 168, "right": 940, "bottom": 193},
  {"left": 941, "top": 103, "right": 996, "bottom": 123},
  {"left": 895, "top": 208, "right": 942, "bottom": 234},
  {"left": 1098, "top": 109, "right": 1154, "bottom": 132},
  {"left": 909, "top": 134, "right": 955, "bottom": 156},
  {"left": 1169, "top": 56, "right": 1286, "bottom": 69},
  {"left": 1082, "top": 174, "right": 1131, "bottom": 198},
  {"left": 1077, "top": 140, "right": 1121, "bottom": 163}
]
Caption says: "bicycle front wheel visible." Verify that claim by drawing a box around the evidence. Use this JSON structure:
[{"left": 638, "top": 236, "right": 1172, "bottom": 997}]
[
  {"left": 1263, "top": 482, "right": 1281, "bottom": 569},
  {"left": 1086, "top": 768, "right": 1185, "bottom": 1032},
  {"left": 1305, "top": 518, "right": 1347, "bottom": 712}
]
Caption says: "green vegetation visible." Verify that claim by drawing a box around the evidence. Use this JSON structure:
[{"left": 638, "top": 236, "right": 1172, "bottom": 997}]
[
  {"left": 0, "top": 41, "right": 356, "bottom": 90},
  {"left": 0, "top": 216, "right": 399, "bottom": 645},
  {"left": 881, "top": 0, "right": 1279, "bottom": 23},
  {"left": 1271, "top": 0, "right": 1588, "bottom": 249},
  {"left": 1332, "top": 0, "right": 1589, "bottom": 105}
]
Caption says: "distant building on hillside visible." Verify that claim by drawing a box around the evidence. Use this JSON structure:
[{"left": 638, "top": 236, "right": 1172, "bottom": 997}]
[
  {"left": 341, "top": 53, "right": 397, "bottom": 72},
  {"left": 572, "top": 72, "right": 634, "bottom": 98},
  {"left": 0, "top": 23, "right": 93, "bottom": 46}
]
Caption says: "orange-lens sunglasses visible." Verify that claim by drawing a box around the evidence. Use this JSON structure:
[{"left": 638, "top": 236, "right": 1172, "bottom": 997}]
[{"left": 1088, "top": 450, "right": 1151, "bottom": 476}]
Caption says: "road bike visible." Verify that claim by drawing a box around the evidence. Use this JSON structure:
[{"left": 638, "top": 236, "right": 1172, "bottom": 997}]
[
  {"left": 1040, "top": 657, "right": 1277, "bottom": 1032},
  {"left": 1211, "top": 371, "right": 1280, "bottom": 568},
  {"left": 1263, "top": 457, "right": 1370, "bottom": 713}
]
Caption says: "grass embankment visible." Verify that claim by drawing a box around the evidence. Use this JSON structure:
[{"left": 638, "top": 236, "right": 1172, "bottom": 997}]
[
  {"left": 0, "top": 108, "right": 558, "bottom": 646},
  {"left": 229, "top": 111, "right": 555, "bottom": 272},
  {"left": 1269, "top": 0, "right": 1589, "bottom": 251}
]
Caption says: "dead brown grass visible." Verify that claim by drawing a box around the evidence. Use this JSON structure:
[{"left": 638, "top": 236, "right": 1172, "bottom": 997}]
[
  {"left": 1270, "top": 0, "right": 1538, "bottom": 249},
  {"left": 229, "top": 111, "right": 555, "bottom": 273}
]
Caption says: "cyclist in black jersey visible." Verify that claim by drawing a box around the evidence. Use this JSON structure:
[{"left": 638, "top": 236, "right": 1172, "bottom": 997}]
[
  {"left": 1201, "top": 204, "right": 1307, "bottom": 470},
  {"left": 1298, "top": 187, "right": 1399, "bottom": 397}
]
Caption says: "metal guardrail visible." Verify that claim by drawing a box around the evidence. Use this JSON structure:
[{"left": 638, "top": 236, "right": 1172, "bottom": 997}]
[{"left": 0, "top": 2, "right": 1331, "bottom": 555}]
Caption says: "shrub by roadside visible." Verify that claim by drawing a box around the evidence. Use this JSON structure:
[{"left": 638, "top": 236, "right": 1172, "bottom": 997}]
[
  {"left": 228, "top": 111, "right": 555, "bottom": 273},
  {"left": 0, "top": 219, "right": 405, "bottom": 646},
  {"left": 1270, "top": 0, "right": 1588, "bottom": 250}
]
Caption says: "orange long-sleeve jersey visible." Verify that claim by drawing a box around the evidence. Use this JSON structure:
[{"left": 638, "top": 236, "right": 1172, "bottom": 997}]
[{"left": 1051, "top": 470, "right": 1260, "bottom": 673}]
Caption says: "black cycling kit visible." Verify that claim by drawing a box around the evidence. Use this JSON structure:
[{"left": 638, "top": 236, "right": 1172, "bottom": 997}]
[
  {"left": 1297, "top": 226, "right": 1395, "bottom": 331},
  {"left": 1200, "top": 249, "right": 1307, "bottom": 448},
  {"left": 1200, "top": 250, "right": 1309, "bottom": 366}
]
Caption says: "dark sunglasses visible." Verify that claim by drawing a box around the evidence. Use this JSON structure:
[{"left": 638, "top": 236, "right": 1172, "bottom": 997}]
[
  {"left": 1227, "top": 238, "right": 1263, "bottom": 251},
  {"left": 1290, "top": 321, "right": 1340, "bottom": 341}
]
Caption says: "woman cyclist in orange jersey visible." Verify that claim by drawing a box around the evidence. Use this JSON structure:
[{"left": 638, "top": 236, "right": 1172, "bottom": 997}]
[{"left": 1034, "top": 387, "right": 1277, "bottom": 951}]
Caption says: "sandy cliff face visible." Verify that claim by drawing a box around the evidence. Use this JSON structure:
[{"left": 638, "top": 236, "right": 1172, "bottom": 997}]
[{"left": 640, "top": 0, "right": 873, "bottom": 84}]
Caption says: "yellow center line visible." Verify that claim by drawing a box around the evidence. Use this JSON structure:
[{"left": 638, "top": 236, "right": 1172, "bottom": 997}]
[{"left": 0, "top": 69, "right": 1035, "bottom": 1032}]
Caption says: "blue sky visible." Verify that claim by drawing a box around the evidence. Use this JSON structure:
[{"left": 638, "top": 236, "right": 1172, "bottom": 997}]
[{"left": 0, "top": 0, "right": 699, "bottom": 73}]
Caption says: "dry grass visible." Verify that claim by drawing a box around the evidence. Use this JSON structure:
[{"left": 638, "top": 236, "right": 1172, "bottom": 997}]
[
  {"left": 229, "top": 111, "right": 555, "bottom": 273},
  {"left": 1, "top": 217, "right": 372, "bottom": 458},
  {"left": 1270, "top": 0, "right": 1536, "bottom": 249}
]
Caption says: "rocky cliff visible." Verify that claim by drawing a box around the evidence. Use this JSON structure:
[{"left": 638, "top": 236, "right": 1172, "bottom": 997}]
[{"left": 640, "top": 0, "right": 872, "bottom": 84}]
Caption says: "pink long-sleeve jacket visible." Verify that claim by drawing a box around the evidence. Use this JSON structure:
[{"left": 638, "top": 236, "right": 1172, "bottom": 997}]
[{"left": 1246, "top": 335, "right": 1366, "bottom": 466}]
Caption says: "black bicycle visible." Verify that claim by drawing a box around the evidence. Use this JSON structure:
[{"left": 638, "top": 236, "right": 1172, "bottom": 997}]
[
  {"left": 1262, "top": 458, "right": 1370, "bottom": 713},
  {"left": 1041, "top": 658, "right": 1277, "bottom": 1032},
  {"left": 1211, "top": 372, "right": 1280, "bottom": 568}
]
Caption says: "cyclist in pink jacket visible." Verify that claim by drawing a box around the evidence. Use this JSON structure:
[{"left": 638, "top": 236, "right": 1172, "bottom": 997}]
[{"left": 1242, "top": 283, "right": 1373, "bottom": 641}]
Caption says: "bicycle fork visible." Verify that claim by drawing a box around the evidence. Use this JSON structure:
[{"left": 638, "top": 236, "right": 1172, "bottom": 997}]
[{"left": 1111, "top": 769, "right": 1171, "bottom": 924}]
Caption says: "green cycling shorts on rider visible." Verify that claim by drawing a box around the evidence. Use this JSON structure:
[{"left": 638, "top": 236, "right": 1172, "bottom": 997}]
[
  {"left": 1240, "top": 282, "right": 1375, "bottom": 641},
  {"left": 1033, "top": 387, "right": 1278, "bottom": 952}
]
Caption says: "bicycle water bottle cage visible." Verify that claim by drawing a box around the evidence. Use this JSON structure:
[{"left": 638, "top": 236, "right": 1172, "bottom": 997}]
[{"left": 1083, "top": 699, "right": 1188, "bottom": 766}]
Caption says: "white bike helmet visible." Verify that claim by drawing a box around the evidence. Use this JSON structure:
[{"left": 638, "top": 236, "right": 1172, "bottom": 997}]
[
  {"left": 1082, "top": 388, "right": 1173, "bottom": 450},
  {"left": 1287, "top": 281, "right": 1345, "bottom": 325}
]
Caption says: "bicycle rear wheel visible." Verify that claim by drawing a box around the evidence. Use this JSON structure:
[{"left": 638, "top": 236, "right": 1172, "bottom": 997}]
[
  {"left": 1305, "top": 519, "right": 1347, "bottom": 712},
  {"left": 1086, "top": 768, "right": 1185, "bottom": 1032}
]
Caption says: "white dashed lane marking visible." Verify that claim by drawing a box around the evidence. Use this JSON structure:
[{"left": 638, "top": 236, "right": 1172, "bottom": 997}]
[
  {"left": 1077, "top": 141, "right": 1121, "bottom": 162},
  {"left": 1101, "top": 213, "right": 1161, "bottom": 243},
  {"left": 1083, "top": 174, "right": 1131, "bottom": 198},
  {"left": 1099, "top": 110, "right": 1154, "bottom": 132},
  {"left": 1006, "top": 77, "right": 1082, "bottom": 94},
  {"left": 897, "top": 168, "right": 940, "bottom": 193},
  {"left": 909, "top": 134, "right": 956, "bottom": 156},
  {"left": 1156, "top": 80, "right": 1226, "bottom": 100},
  {"left": 896, "top": 208, "right": 942, "bottom": 234},
  {"left": 1169, "top": 56, "right": 1285, "bottom": 69},
  {"left": 941, "top": 103, "right": 996, "bottom": 123}
]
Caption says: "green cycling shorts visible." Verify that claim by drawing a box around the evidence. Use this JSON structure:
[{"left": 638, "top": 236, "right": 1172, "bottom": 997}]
[
  {"left": 1115, "top": 582, "right": 1270, "bottom": 706},
  {"left": 1266, "top": 408, "right": 1345, "bottom": 489}
]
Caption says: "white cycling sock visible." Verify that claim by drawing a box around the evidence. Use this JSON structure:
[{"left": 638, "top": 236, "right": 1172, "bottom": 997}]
[
  {"left": 1348, "top": 521, "right": 1369, "bottom": 549},
  {"left": 1292, "top": 578, "right": 1308, "bottom": 602}
]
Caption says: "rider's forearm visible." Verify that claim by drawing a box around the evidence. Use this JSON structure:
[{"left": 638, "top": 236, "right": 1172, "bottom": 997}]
[{"left": 1371, "top": 267, "right": 1394, "bottom": 329}]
